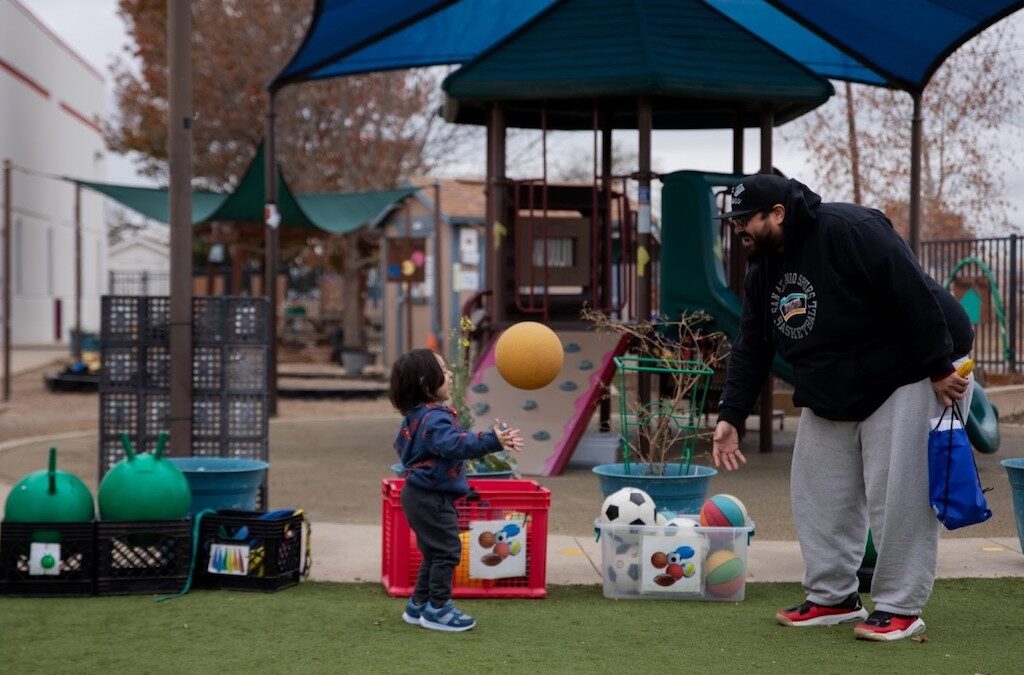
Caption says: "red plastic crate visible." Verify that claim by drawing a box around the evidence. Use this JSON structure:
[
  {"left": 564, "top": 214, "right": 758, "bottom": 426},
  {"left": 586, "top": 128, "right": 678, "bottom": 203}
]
[{"left": 381, "top": 478, "right": 550, "bottom": 598}]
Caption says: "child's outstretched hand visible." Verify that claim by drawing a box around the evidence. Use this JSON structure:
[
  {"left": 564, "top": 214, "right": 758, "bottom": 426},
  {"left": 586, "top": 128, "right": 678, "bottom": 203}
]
[{"left": 493, "top": 419, "right": 524, "bottom": 452}]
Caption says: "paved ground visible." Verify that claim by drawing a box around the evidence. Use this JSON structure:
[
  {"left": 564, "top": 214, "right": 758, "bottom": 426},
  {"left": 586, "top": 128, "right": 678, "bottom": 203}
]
[{"left": 2, "top": 350, "right": 1023, "bottom": 585}]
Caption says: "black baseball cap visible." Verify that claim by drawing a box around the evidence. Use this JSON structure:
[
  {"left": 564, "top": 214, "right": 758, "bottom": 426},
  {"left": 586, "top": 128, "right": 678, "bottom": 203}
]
[{"left": 714, "top": 174, "right": 789, "bottom": 220}]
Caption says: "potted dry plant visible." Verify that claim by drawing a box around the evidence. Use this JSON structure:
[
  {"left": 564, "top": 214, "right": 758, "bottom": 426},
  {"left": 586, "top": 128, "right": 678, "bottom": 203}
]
[{"left": 583, "top": 308, "right": 727, "bottom": 513}]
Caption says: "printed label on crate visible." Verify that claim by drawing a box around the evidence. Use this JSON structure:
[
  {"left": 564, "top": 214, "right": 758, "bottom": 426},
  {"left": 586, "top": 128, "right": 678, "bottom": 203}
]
[
  {"left": 208, "top": 543, "right": 251, "bottom": 576},
  {"left": 29, "top": 543, "right": 62, "bottom": 576},
  {"left": 639, "top": 532, "right": 705, "bottom": 595},
  {"left": 468, "top": 519, "right": 527, "bottom": 580}
]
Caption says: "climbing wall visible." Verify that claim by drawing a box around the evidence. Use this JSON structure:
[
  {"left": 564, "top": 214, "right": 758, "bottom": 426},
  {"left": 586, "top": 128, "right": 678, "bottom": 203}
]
[{"left": 466, "top": 330, "right": 628, "bottom": 476}]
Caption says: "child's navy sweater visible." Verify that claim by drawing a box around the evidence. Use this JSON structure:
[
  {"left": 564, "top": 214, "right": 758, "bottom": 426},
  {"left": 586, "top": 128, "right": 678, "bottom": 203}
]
[{"left": 393, "top": 403, "right": 502, "bottom": 496}]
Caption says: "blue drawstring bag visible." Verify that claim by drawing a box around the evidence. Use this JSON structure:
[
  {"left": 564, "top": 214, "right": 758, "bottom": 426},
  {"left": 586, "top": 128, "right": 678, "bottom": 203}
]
[{"left": 928, "top": 404, "right": 992, "bottom": 530}]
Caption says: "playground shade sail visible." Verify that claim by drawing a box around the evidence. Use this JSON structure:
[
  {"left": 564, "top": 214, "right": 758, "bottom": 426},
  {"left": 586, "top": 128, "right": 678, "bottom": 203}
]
[
  {"left": 272, "top": 0, "right": 1024, "bottom": 92},
  {"left": 70, "top": 145, "right": 419, "bottom": 234}
]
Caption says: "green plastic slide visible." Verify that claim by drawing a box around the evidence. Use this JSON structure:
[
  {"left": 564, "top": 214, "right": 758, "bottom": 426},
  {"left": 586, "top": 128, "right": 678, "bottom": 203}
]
[{"left": 659, "top": 171, "right": 999, "bottom": 454}]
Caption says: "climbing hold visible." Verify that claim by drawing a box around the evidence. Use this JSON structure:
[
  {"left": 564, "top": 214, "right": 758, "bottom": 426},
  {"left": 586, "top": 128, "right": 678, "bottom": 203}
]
[
  {"left": 578, "top": 360, "right": 593, "bottom": 370},
  {"left": 564, "top": 343, "right": 581, "bottom": 353},
  {"left": 532, "top": 431, "right": 551, "bottom": 441},
  {"left": 522, "top": 399, "right": 537, "bottom": 411},
  {"left": 472, "top": 402, "right": 490, "bottom": 416},
  {"left": 559, "top": 381, "right": 578, "bottom": 392},
  {"left": 471, "top": 383, "right": 489, "bottom": 394}
]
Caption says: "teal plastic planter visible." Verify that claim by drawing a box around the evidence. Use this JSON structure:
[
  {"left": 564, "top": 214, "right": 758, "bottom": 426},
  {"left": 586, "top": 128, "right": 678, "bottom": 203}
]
[
  {"left": 1000, "top": 458, "right": 1024, "bottom": 554},
  {"left": 592, "top": 463, "right": 717, "bottom": 514},
  {"left": 169, "top": 458, "right": 269, "bottom": 515}
]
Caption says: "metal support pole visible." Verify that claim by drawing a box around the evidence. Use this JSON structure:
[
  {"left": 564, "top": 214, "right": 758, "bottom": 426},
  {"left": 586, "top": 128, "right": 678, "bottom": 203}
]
[
  {"left": 167, "top": 0, "right": 193, "bottom": 457},
  {"left": 600, "top": 116, "right": 613, "bottom": 432},
  {"left": 485, "top": 103, "right": 506, "bottom": 323},
  {"left": 2, "top": 159, "right": 10, "bottom": 402},
  {"left": 759, "top": 103, "right": 774, "bottom": 454},
  {"left": 637, "top": 96, "right": 653, "bottom": 437},
  {"left": 264, "top": 90, "right": 279, "bottom": 415},
  {"left": 909, "top": 91, "right": 923, "bottom": 256},
  {"left": 1010, "top": 233, "right": 1018, "bottom": 372},
  {"left": 73, "top": 182, "right": 82, "bottom": 361},
  {"left": 405, "top": 203, "right": 413, "bottom": 352},
  {"left": 729, "top": 112, "right": 746, "bottom": 295},
  {"left": 433, "top": 182, "right": 443, "bottom": 354}
]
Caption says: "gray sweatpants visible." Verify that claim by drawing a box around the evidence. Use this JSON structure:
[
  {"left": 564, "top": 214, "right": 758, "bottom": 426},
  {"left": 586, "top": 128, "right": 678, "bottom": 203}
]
[{"left": 791, "top": 376, "right": 972, "bottom": 615}]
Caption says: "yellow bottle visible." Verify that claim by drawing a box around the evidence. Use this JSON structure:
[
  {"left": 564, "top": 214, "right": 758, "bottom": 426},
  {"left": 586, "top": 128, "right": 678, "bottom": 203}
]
[{"left": 955, "top": 358, "right": 975, "bottom": 378}]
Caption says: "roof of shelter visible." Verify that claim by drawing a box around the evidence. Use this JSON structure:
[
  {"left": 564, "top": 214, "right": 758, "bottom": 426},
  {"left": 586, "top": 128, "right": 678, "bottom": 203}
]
[
  {"left": 409, "top": 177, "right": 488, "bottom": 224},
  {"left": 272, "top": 0, "right": 1024, "bottom": 94},
  {"left": 440, "top": 0, "right": 833, "bottom": 130}
]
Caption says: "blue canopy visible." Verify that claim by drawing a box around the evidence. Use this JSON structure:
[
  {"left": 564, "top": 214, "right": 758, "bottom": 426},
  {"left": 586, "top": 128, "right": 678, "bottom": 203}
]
[{"left": 273, "top": 0, "right": 1024, "bottom": 92}]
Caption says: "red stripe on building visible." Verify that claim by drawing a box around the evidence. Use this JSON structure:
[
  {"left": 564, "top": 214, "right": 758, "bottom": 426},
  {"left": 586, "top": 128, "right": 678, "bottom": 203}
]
[
  {"left": 9, "top": 0, "right": 104, "bottom": 83},
  {"left": 0, "top": 55, "right": 50, "bottom": 99},
  {"left": 59, "top": 101, "right": 102, "bottom": 135}
]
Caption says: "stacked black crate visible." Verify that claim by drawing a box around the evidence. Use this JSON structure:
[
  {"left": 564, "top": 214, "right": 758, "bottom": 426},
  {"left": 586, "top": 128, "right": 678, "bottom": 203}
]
[
  {"left": 99, "top": 296, "right": 172, "bottom": 478},
  {"left": 99, "top": 295, "right": 270, "bottom": 503},
  {"left": 192, "top": 296, "right": 270, "bottom": 507}
]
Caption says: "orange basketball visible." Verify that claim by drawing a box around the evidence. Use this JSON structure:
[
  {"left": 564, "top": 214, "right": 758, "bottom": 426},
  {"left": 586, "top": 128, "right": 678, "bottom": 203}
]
[{"left": 494, "top": 322, "right": 564, "bottom": 390}]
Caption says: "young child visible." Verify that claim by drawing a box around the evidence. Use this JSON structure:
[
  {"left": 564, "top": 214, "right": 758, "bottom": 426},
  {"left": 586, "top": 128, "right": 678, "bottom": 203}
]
[{"left": 389, "top": 348, "right": 523, "bottom": 632}]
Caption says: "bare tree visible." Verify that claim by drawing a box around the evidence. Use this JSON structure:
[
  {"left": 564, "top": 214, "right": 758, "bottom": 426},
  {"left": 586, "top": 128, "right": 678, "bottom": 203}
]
[
  {"left": 107, "top": 0, "right": 468, "bottom": 193},
  {"left": 782, "top": 20, "right": 1024, "bottom": 239}
]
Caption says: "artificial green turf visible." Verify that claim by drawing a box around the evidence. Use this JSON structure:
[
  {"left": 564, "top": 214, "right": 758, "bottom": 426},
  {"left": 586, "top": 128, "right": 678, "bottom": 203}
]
[{"left": 1, "top": 580, "right": 1021, "bottom": 673}]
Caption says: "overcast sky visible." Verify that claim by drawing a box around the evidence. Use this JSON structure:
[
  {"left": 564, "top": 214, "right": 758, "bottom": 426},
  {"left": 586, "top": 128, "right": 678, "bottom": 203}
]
[{"left": 17, "top": 0, "right": 1024, "bottom": 229}]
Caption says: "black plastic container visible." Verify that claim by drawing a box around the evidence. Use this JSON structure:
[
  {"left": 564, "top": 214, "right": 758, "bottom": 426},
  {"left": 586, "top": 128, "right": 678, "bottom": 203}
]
[
  {"left": 194, "top": 510, "right": 305, "bottom": 592},
  {"left": 95, "top": 519, "right": 191, "bottom": 595},
  {"left": 0, "top": 521, "right": 96, "bottom": 597}
]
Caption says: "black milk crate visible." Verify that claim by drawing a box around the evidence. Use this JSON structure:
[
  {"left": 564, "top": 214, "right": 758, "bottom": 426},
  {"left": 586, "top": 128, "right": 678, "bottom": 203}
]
[
  {"left": 95, "top": 519, "right": 192, "bottom": 596},
  {"left": 0, "top": 521, "right": 96, "bottom": 597},
  {"left": 194, "top": 511, "right": 306, "bottom": 592}
]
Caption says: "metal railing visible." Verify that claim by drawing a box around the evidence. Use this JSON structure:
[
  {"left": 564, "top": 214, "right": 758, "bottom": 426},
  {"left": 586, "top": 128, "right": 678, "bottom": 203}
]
[
  {"left": 919, "top": 234, "right": 1020, "bottom": 373},
  {"left": 108, "top": 270, "right": 170, "bottom": 296}
]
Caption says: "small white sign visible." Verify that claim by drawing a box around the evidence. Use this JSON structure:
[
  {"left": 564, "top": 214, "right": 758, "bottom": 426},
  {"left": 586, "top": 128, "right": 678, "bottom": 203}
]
[
  {"left": 639, "top": 532, "right": 705, "bottom": 595},
  {"left": 468, "top": 519, "right": 527, "bottom": 580},
  {"left": 459, "top": 228, "right": 480, "bottom": 265},
  {"left": 208, "top": 543, "right": 251, "bottom": 576},
  {"left": 29, "top": 543, "right": 61, "bottom": 576}
]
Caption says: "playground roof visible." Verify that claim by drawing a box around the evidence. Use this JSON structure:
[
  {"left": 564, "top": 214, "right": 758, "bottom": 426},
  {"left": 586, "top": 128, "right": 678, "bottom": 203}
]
[
  {"left": 440, "top": 0, "right": 833, "bottom": 129},
  {"left": 71, "top": 146, "right": 419, "bottom": 235},
  {"left": 272, "top": 1, "right": 1024, "bottom": 94}
]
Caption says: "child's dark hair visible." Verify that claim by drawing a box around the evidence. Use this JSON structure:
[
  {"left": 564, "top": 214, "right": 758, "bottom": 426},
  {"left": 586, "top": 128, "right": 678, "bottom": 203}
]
[{"left": 389, "top": 348, "right": 445, "bottom": 414}]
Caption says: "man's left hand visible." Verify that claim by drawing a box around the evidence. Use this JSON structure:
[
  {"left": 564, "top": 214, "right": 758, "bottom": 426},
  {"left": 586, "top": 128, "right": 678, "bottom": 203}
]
[{"left": 932, "top": 371, "right": 969, "bottom": 408}]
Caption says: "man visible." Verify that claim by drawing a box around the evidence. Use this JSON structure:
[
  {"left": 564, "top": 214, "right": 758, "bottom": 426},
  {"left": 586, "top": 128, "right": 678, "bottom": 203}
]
[{"left": 710, "top": 174, "right": 973, "bottom": 641}]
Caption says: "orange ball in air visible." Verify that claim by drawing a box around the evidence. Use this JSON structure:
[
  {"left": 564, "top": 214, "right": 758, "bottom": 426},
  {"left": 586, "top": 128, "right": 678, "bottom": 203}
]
[{"left": 495, "top": 321, "right": 564, "bottom": 390}]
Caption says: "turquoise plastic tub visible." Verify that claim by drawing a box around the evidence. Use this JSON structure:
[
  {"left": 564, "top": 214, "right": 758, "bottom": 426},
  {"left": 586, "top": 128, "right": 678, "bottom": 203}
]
[
  {"left": 592, "top": 463, "right": 717, "bottom": 514},
  {"left": 1000, "top": 458, "right": 1024, "bottom": 554},
  {"left": 169, "top": 457, "right": 269, "bottom": 515}
]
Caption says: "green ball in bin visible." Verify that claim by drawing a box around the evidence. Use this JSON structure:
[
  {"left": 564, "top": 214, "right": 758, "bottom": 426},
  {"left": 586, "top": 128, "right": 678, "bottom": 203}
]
[
  {"left": 98, "top": 432, "right": 191, "bottom": 521},
  {"left": 4, "top": 447, "right": 94, "bottom": 525}
]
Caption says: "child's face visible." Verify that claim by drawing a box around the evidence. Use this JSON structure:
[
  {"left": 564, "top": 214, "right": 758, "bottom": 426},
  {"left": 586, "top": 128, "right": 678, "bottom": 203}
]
[{"left": 433, "top": 352, "right": 453, "bottom": 401}]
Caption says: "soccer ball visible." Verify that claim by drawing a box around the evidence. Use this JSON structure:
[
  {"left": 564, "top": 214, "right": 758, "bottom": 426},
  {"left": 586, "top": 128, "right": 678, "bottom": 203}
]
[
  {"left": 599, "top": 487, "right": 657, "bottom": 527},
  {"left": 665, "top": 516, "right": 700, "bottom": 530},
  {"left": 604, "top": 540, "right": 641, "bottom": 594}
]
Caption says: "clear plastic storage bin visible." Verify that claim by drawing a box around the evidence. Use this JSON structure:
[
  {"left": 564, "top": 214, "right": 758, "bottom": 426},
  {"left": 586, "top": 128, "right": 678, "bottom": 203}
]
[{"left": 595, "top": 517, "right": 753, "bottom": 601}]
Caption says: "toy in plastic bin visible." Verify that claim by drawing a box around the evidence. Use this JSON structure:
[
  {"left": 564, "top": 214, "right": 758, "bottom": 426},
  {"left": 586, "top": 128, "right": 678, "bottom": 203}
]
[{"left": 207, "top": 509, "right": 304, "bottom": 577}]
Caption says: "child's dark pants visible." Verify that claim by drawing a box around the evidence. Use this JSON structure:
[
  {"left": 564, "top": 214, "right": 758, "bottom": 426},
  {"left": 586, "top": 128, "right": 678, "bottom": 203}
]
[{"left": 401, "top": 482, "right": 461, "bottom": 607}]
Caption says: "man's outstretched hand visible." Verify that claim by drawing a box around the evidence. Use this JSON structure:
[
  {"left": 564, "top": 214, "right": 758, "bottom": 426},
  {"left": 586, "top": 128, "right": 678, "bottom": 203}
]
[{"left": 712, "top": 420, "right": 747, "bottom": 472}]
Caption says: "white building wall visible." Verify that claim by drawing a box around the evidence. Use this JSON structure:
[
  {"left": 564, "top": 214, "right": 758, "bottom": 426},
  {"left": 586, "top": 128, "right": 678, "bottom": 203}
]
[{"left": 1, "top": 0, "right": 106, "bottom": 344}]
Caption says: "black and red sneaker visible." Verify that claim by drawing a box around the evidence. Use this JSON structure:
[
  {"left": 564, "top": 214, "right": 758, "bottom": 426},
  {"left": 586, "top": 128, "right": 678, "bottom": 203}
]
[
  {"left": 853, "top": 610, "right": 925, "bottom": 641},
  {"left": 776, "top": 592, "right": 869, "bottom": 627}
]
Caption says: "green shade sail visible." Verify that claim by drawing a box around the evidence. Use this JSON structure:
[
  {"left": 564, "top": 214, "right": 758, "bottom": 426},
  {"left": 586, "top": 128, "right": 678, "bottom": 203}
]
[{"left": 70, "top": 144, "right": 419, "bottom": 235}]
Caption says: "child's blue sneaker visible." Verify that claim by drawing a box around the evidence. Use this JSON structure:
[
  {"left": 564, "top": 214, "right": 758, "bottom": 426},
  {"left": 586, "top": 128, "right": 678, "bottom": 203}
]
[
  {"left": 402, "top": 598, "right": 426, "bottom": 626},
  {"left": 419, "top": 600, "right": 476, "bottom": 632}
]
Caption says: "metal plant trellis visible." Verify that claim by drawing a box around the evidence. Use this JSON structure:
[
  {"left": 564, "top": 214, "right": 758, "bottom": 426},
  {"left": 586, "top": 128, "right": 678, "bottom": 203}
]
[{"left": 615, "top": 354, "right": 714, "bottom": 477}]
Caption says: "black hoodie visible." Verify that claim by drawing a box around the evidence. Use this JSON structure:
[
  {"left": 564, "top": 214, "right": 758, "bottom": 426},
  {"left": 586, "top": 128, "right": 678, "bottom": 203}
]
[{"left": 718, "top": 179, "right": 974, "bottom": 426}]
